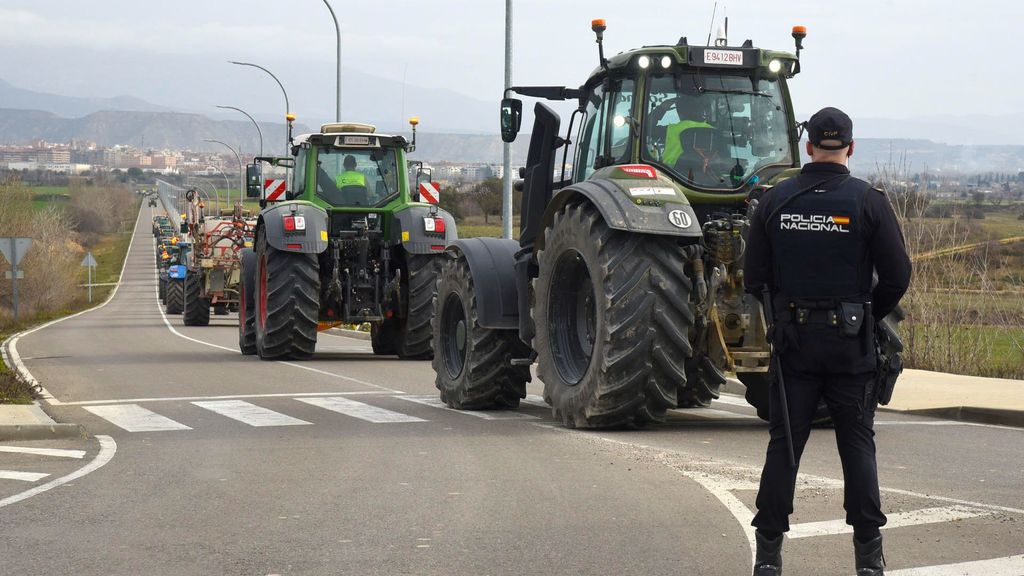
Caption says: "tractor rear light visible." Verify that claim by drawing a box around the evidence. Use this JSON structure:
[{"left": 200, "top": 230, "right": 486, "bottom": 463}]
[
  {"left": 283, "top": 215, "right": 305, "bottom": 232},
  {"left": 424, "top": 217, "right": 446, "bottom": 233},
  {"left": 430, "top": 245, "right": 445, "bottom": 251},
  {"left": 286, "top": 243, "right": 302, "bottom": 250},
  {"left": 619, "top": 164, "right": 658, "bottom": 179}
]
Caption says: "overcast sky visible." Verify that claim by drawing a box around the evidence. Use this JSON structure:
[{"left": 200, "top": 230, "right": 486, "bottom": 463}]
[{"left": 1, "top": 0, "right": 1022, "bottom": 132}]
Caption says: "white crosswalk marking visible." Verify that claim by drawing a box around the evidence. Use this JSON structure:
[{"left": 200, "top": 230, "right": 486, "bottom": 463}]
[
  {"left": 400, "top": 395, "right": 539, "bottom": 420},
  {"left": 887, "top": 555, "right": 1024, "bottom": 576},
  {"left": 0, "top": 446, "right": 86, "bottom": 459},
  {"left": 192, "top": 400, "right": 311, "bottom": 427},
  {"left": 84, "top": 404, "right": 192, "bottom": 432},
  {"left": 788, "top": 506, "right": 991, "bottom": 539},
  {"left": 297, "top": 397, "right": 426, "bottom": 423},
  {"left": 0, "top": 471, "right": 50, "bottom": 482}
]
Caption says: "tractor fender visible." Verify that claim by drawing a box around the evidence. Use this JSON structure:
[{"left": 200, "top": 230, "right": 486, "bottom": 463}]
[
  {"left": 392, "top": 205, "right": 459, "bottom": 254},
  {"left": 257, "top": 201, "right": 329, "bottom": 254},
  {"left": 446, "top": 237, "right": 520, "bottom": 330},
  {"left": 535, "top": 179, "right": 702, "bottom": 251}
]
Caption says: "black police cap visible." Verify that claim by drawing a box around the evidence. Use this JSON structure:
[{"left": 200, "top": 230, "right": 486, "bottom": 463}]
[{"left": 808, "top": 107, "right": 853, "bottom": 150}]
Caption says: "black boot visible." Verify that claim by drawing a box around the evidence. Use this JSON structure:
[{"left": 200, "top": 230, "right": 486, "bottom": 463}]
[
  {"left": 854, "top": 534, "right": 885, "bottom": 575},
  {"left": 752, "top": 530, "right": 783, "bottom": 576}
]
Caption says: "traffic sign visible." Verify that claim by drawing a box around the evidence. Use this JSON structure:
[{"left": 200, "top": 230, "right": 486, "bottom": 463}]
[
  {"left": 418, "top": 181, "right": 440, "bottom": 204},
  {"left": 81, "top": 252, "right": 98, "bottom": 267},
  {"left": 0, "top": 237, "right": 33, "bottom": 267}
]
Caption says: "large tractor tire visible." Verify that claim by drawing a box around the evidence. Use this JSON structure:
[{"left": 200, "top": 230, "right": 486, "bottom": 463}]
[
  {"left": 679, "top": 356, "right": 726, "bottom": 408},
  {"left": 397, "top": 254, "right": 441, "bottom": 360},
  {"left": 183, "top": 272, "right": 211, "bottom": 326},
  {"left": 238, "top": 248, "right": 257, "bottom": 355},
  {"left": 371, "top": 320, "right": 398, "bottom": 356},
  {"left": 534, "top": 201, "right": 695, "bottom": 428},
  {"left": 433, "top": 255, "right": 530, "bottom": 409},
  {"left": 158, "top": 275, "right": 167, "bottom": 302},
  {"left": 213, "top": 304, "right": 229, "bottom": 316},
  {"left": 254, "top": 233, "right": 320, "bottom": 360},
  {"left": 164, "top": 279, "right": 184, "bottom": 315}
]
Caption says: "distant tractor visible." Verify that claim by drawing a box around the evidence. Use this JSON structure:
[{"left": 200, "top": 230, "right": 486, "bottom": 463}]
[
  {"left": 432, "top": 20, "right": 812, "bottom": 427},
  {"left": 179, "top": 189, "right": 256, "bottom": 326},
  {"left": 162, "top": 243, "right": 190, "bottom": 315},
  {"left": 240, "top": 119, "right": 457, "bottom": 360}
]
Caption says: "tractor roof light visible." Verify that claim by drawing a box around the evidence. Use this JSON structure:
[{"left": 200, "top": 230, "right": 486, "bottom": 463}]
[
  {"left": 660, "top": 55, "right": 672, "bottom": 69},
  {"left": 637, "top": 55, "right": 651, "bottom": 69},
  {"left": 768, "top": 59, "right": 783, "bottom": 73},
  {"left": 286, "top": 113, "right": 296, "bottom": 122}
]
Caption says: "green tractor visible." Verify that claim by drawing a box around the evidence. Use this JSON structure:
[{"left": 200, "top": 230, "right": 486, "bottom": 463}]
[
  {"left": 432, "top": 20, "right": 811, "bottom": 426},
  {"left": 240, "top": 119, "right": 457, "bottom": 360}
]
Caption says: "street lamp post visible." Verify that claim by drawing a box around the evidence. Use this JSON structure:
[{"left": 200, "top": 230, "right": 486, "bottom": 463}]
[
  {"left": 502, "top": 0, "right": 514, "bottom": 240},
  {"left": 229, "top": 61, "right": 291, "bottom": 156},
  {"left": 204, "top": 139, "right": 243, "bottom": 207},
  {"left": 209, "top": 166, "right": 232, "bottom": 202},
  {"left": 217, "top": 105, "right": 263, "bottom": 157},
  {"left": 322, "top": 0, "right": 342, "bottom": 121}
]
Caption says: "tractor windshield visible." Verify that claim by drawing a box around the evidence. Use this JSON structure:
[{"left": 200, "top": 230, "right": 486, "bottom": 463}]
[
  {"left": 643, "top": 73, "right": 793, "bottom": 190},
  {"left": 315, "top": 147, "right": 400, "bottom": 208}
]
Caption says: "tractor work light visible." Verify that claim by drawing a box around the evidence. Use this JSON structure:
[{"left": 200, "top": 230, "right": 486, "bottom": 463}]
[
  {"left": 660, "top": 55, "right": 672, "bottom": 69},
  {"left": 637, "top": 55, "right": 650, "bottom": 69},
  {"left": 768, "top": 59, "right": 782, "bottom": 73}
]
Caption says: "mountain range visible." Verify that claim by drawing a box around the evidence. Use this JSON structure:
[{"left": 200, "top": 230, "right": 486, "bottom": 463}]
[{"left": 1, "top": 79, "right": 1022, "bottom": 172}]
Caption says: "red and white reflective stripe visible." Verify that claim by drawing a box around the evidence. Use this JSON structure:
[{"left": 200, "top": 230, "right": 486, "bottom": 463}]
[
  {"left": 264, "top": 179, "right": 287, "bottom": 201},
  {"left": 418, "top": 181, "right": 440, "bottom": 204},
  {"left": 618, "top": 164, "right": 658, "bottom": 179}
]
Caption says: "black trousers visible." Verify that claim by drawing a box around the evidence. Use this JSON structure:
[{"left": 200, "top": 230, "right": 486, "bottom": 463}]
[{"left": 751, "top": 322, "right": 887, "bottom": 534}]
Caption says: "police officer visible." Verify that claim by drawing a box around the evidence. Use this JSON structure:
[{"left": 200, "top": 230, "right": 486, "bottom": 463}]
[{"left": 743, "top": 107, "right": 912, "bottom": 576}]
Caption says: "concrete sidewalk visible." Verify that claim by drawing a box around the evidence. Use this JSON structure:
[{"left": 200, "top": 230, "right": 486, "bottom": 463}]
[
  {"left": 0, "top": 403, "right": 84, "bottom": 441},
  {"left": 883, "top": 369, "right": 1024, "bottom": 427}
]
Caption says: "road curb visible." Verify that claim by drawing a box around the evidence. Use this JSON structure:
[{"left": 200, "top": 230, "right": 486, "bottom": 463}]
[
  {"left": 0, "top": 423, "right": 86, "bottom": 441},
  {"left": 880, "top": 406, "right": 1024, "bottom": 429},
  {"left": 725, "top": 376, "right": 1024, "bottom": 429}
]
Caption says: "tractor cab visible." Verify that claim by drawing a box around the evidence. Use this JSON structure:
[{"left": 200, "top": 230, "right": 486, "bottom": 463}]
[{"left": 502, "top": 20, "right": 806, "bottom": 222}]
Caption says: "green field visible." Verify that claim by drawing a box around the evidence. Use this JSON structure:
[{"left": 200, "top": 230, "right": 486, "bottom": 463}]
[{"left": 29, "top": 185, "right": 71, "bottom": 211}]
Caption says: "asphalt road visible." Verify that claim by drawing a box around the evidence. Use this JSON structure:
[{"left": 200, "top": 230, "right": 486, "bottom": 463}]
[{"left": 1, "top": 206, "right": 1022, "bottom": 576}]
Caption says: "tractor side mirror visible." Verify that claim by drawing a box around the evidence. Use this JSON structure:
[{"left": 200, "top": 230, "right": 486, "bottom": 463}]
[
  {"left": 500, "top": 98, "right": 523, "bottom": 143},
  {"left": 246, "top": 164, "right": 263, "bottom": 198},
  {"left": 180, "top": 221, "right": 188, "bottom": 234}
]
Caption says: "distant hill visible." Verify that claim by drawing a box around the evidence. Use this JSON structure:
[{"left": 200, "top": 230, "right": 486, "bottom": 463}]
[
  {"left": 0, "top": 78, "right": 173, "bottom": 118},
  {"left": 1, "top": 106, "right": 1022, "bottom": 172},
  {"left": 0, "top": 108, "right": 305, "bottom": 154}
]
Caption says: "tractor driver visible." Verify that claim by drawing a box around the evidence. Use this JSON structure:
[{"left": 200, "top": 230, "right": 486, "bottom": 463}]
[
  {"left": 661, "top": 94, "right": 715, "bottom": 179},
  {"left": 333, "top": 154, "right": 369, "bottom": 205}
]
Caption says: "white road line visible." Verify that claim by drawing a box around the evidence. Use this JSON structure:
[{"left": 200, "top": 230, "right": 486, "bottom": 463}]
[
  {"left": 522, "top": 394, "right": 548, "bottom": 408},
  {"left": 0, "top": 446, "right": 86, "bottom": 459},
  {"left": 0, "top": 435, "right": 116, "bottom": 509},
  {"left": 83, "top": 404, "right": 192, "bottom": 432},
  {"left": 788, "top": 506, "right": 990, "bottom": 539},
  {"left": 297, "top": 397, "right": 426, "bottom": 424},
  {"left": 400, "top": 395, "right": 540, "bottom": 420},
  {"left": 192, "top": 400, "right": 311, "bottom": 427},
  {"left": 150, "top": 233, "right": 400, "bottom": 394},
  {"left": 0, "top": 471, "right": 50, "bottom": 482},
  {"left": 58, "top": 390, "right": 400, "bottom": 407},
  {"left": 670, "top": 407, "right": 760, "bottom": 420},
  {"left": 887, "top": 555, "right": 1024, "bottom": 576},
  {"left": 2, "top": 205, "right": 143, "bottom": 406}
]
